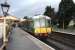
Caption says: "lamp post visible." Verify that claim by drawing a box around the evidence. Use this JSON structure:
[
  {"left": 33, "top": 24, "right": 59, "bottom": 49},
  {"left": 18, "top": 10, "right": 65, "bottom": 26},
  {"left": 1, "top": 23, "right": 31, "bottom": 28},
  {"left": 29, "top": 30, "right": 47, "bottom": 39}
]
[{"left": 1, "top": 1, "right": 10, "bottom": 43}]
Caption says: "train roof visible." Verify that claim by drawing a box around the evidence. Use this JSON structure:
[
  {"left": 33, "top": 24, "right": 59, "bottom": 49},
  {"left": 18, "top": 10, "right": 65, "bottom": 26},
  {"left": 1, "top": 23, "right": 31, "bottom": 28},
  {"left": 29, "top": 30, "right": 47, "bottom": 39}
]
[{"left": 32, "top": 15, "right": 51, "bottom": 20}]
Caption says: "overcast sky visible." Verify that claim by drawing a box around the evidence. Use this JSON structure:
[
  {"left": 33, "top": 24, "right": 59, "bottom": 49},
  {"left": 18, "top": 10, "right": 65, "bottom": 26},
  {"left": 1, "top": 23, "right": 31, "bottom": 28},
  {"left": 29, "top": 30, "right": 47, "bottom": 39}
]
[{"left": 0, "top": 0, "right": 75, "bottom": 18}]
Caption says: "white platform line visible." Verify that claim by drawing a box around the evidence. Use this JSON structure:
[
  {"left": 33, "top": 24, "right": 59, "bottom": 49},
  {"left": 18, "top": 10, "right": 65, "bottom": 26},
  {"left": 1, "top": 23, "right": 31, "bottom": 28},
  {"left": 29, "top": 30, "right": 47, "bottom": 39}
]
[{"left": 20, "top": 28, "right": 55, "bottom": 50}]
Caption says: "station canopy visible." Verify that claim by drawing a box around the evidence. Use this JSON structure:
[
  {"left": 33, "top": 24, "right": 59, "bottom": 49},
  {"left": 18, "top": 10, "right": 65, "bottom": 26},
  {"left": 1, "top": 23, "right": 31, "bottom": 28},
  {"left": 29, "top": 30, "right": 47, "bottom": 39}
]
[{"left": 0, "top": 16, "right": 19, "bottom": 21}]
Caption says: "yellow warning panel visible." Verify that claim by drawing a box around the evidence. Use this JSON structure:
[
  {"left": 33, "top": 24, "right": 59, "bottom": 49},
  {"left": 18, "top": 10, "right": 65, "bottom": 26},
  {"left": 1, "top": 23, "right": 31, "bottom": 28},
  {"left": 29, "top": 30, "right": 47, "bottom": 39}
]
[{"left": 34, "top": 27, "right": 52, "bottom": 33}]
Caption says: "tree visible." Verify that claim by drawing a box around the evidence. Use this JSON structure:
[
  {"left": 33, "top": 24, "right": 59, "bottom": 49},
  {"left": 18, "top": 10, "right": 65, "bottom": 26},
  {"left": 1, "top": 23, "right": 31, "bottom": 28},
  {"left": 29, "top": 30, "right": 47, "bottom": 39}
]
[
  {"left": 44, "top": 6, "right": 54, "bottom": 18},
  {"left": 44, "top": 6, "right": 57, "bottom": 25},
  {"left": 57, "top": 0, "right": 75, "bottom": 28},
  {"left": 23, "top": 16, "right": 28, "bottom": 19}
]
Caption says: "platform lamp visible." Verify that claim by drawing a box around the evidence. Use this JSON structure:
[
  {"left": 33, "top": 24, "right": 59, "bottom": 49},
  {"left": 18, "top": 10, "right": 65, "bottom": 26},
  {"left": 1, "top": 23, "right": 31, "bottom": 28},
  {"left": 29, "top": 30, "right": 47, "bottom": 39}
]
[
  {"left": 1, "top": 1, "right": 10, "bottom": 43},
  {"left": 1, "top": 1, "right": 10, "bottom": 17}
]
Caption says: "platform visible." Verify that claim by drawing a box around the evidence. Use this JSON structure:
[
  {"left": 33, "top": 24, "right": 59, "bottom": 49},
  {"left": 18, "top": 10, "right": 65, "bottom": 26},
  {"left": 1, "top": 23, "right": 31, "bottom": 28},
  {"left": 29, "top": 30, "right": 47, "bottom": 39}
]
[
  {"left": 53, "top": 27, "right": 75, "bottom": 35},
  {"left": 6, "top": 27, "right": 55, "bottom": 50}
]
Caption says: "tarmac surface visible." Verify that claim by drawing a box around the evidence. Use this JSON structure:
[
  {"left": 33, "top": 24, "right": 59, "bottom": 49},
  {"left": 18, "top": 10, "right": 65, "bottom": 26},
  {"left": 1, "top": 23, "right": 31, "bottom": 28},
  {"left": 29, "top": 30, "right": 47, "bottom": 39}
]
[{"left": 6, "top": 27, "right": 41, "bottom": 50}]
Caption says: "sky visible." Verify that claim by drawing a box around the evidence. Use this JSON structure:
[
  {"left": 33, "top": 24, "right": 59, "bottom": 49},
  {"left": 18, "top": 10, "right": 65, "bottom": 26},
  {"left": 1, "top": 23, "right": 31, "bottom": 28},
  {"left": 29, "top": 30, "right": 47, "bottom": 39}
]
[{"left": 0, "top": 0, "right": 75, "bottom": 18}]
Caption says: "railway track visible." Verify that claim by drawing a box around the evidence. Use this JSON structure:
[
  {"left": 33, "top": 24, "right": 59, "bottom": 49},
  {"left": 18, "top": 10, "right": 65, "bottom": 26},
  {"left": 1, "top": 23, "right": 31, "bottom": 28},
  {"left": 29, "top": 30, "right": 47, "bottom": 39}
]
[
  {"left": 49, "top": 32, "right": 75, "bottom": 47},
  {"left": 42, "top": 32, "right": 75, "bottom": 50}
]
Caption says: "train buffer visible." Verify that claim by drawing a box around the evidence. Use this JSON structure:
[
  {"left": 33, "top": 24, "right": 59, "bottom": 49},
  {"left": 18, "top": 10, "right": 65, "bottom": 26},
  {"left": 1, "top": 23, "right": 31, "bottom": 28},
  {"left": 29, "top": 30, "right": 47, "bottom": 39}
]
[{"left": 6, "top": 27, "right": 55, "bottom": 50}]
